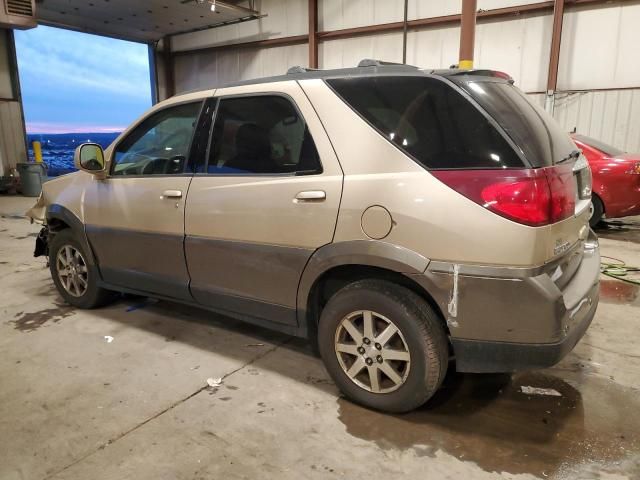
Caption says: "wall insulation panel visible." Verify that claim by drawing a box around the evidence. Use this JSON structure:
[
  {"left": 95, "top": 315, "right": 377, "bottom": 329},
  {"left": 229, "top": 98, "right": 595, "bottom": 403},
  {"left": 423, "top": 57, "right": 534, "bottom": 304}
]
[
  {"left": 171, "top": 0, "right": 307, "bottom": 52},
  {"left": 318, "top": 31, "right": 404, "bottom": 69},
  {"left": 173, "top": 43, "right": 308, "bottom": 93},
  {"left": 0, "top": 101, "right": 27, "bottom": 175},
  {"left": 559, "top": 2, "right": 640, "bottom": 91},
  {"left": 528, "top": 90, "right": 640, "bottom": 153}
]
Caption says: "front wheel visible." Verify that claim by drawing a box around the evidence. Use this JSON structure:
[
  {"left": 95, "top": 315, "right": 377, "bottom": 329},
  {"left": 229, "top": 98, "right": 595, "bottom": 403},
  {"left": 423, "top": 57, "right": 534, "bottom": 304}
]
[
  {"left": 318, "top": 279, "right": 448, "bottom": 413},
  {"left": 49, "top": 229, "right": 114, "bottom": 309}
]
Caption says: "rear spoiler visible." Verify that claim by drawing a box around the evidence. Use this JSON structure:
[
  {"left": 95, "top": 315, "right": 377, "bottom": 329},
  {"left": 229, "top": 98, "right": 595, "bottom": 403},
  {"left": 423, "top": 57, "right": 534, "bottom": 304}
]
[{"left": 432, "top": 69, "right": 515, "bottom": 84}]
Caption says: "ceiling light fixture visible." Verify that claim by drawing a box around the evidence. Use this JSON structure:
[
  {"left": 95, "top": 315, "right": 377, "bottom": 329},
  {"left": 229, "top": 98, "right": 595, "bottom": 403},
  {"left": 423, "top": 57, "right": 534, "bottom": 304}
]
[{"left": 210, "top": 0, "right": 216, "bottom": 12}]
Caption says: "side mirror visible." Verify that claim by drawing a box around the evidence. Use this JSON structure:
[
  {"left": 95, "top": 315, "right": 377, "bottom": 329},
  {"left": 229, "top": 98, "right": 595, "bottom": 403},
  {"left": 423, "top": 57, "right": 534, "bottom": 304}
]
[{"left": 74, "top": 143, "right": 106, "bottom": 176}]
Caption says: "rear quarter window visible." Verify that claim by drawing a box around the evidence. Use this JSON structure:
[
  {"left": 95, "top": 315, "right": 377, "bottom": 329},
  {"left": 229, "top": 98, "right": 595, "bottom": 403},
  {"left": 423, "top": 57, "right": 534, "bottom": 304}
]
[
  {"left": 458, "top": 80, "right": 577, "bottom": 167},
  {"left": 326, "top": 76, "right": 524, "bottom": 170}
]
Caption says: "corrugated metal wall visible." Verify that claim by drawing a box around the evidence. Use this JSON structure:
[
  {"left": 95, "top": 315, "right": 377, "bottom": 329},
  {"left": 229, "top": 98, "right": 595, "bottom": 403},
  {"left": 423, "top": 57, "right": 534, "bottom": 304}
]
[
  {"left": 170, "top": 0, "right": 640, "bottom": 153},
  {"left": 0, "top": 29, "right": 27, "bottom": 176},
  {"left": 529, "top": 89, "right": 640, "bottom": 153},
  {"left": 0, "top": 100, "right": 27, "bottom": 176}
]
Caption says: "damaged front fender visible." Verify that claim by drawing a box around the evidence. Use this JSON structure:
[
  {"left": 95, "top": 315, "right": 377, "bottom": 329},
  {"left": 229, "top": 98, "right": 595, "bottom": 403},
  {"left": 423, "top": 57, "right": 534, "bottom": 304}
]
[{"left": 25, "top": 193, "right": 46, "bottom": 224}]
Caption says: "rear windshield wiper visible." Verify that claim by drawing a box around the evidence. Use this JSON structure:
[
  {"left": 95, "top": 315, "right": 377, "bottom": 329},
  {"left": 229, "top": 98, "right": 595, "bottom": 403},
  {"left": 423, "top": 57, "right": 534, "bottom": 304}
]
[{"left": 556, "top": 150, "right": 580, "bottom": 164}]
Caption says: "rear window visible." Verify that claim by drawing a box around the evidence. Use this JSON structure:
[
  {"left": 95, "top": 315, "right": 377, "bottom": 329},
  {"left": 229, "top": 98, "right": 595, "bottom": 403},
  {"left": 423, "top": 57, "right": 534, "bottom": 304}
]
[
  {"left": 459, "top": 80, "right": 576, "bottom": 167},
  {"left": 573, "top": 134, "right": 625, "bottom": 157},
  {"left": 327, "top": 76, "right": 524, "bottom": 170}
]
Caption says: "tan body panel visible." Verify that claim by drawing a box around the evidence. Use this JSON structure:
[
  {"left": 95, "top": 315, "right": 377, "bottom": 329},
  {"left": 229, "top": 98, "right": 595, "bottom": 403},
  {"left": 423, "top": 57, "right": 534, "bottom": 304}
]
[
  {"left": 299, "top": 78, "right": 589, "bottom": 268},
  {"left": 185, "top": 81, "right": 343, "bottom": 311},
  {"left": 83, "top": 176, "right": 193, "bottom": 299}
]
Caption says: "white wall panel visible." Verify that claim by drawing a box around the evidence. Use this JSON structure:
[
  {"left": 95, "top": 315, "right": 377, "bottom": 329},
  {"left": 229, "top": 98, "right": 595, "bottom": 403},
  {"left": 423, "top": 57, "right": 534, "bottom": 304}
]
[
  {"left": 477, "top": 0, "right": 544, "bottom": 10},
  {"left": 172, "top": 0, "right": 307, "bottom": 52},
  {"left": 558, "top": 3, "right": 640, "bottom": 91},
  {"left": 320, "top": 0, "right": 405, "bottom": 31},
  {"left": 407, "top": 0, "right": 459, "bottom": 20},
  {"left": 173, "top": 43, "right": 307, "bottom": 93},
  {"left": 406, "top": 13, "right": 550, "bottom": 92},
  {"left": 475, "top": 13, "right": 551, "bottom": 92},
  {"left": 527, "top": 90, "right": 640, "bottom": 153},
  {"left": 406, "top": 26, "right": 460, "bottom": 70},
  {"left": 319, "top": 32, "right": 403, "bottom": 69}
]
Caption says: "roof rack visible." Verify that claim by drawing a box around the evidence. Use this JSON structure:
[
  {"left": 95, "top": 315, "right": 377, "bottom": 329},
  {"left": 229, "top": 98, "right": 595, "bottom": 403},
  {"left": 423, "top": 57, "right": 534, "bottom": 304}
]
[
  {"left": 286, "top": 59, "right": 419, "bottom": 75},
  {"left": 286, "top": 66, "right": 321, "bottom": 75},
  {"left": 357, "top": 58, "right": 418, "bottom": 69}
]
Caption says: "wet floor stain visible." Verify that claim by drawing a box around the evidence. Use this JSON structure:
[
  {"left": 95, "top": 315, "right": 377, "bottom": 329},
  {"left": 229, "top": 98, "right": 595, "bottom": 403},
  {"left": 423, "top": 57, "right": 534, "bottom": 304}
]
[
  {"left": 337, "top": 370, "right": 640, "bottom": 478},
  {"left": 599, "top": 279, "right": 640, "bottom": 306},
  {"left": 596, "top": 218, "right": 640, "bottom": 244},
  {"left": 11, "top": 304, "right": 75, "bottom": 332}
]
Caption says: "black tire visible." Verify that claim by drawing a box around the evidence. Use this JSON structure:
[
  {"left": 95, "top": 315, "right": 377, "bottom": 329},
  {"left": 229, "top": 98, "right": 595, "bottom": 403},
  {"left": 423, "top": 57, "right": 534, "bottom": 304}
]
[
  {"left": 49, "top": 229, "right": 115, "bottom": 309},
  {"left": 318, "top": 279, "right": 448, "bottom": 413},
  {"left": 589, "top": 195, "right": 604, "bottom": 228}
]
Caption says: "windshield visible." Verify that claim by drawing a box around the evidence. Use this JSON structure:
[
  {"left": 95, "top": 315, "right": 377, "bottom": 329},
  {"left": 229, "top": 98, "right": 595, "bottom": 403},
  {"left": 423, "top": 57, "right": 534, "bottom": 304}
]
[
  {"left": 459, "top": 80, "right": 576, "bottom": 167},
  {"left": 573, "top": 134, "right": 626, "bottom": 157}
]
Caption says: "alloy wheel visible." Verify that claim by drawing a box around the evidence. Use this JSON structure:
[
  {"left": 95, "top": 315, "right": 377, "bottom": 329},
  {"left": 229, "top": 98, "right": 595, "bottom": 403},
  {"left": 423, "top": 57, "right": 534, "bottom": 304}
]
[
  {"left": 334, "top": 310, "right": 411, "bottom": 394},
  {"left": 56, "top": 245, "right": 88, "bottom": 298}
]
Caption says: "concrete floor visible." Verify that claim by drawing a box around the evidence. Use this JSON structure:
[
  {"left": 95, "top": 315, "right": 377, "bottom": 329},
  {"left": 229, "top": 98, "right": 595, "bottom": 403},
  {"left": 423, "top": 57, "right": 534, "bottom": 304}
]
[{"left": 1, "top": 195, "right": 639, "bottom": 480}]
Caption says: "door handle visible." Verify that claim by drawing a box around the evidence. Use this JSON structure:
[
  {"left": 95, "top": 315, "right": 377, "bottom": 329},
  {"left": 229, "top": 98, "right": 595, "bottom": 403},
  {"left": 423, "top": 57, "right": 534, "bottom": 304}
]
[
  {"left": 294, "top": 190, "right": 326, "bottom": 203},
  {"left": 162, "top": 190, "right": 183, "bottom": 199}
]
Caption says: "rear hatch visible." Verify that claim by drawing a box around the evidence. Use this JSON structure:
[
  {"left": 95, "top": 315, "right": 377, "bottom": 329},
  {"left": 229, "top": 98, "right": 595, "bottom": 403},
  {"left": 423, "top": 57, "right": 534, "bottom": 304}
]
[
  {"left": 326, "top": 71, "right": 592, "bottom": 276},
  {"left": 445, "top": 73, "right": 592, "bottom": 265}
]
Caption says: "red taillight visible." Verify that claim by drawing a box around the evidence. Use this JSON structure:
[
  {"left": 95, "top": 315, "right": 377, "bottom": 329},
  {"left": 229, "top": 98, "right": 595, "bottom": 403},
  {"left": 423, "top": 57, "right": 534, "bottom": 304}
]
[{"left": 431, "top": 165, "right": 576, "bottom": 226}]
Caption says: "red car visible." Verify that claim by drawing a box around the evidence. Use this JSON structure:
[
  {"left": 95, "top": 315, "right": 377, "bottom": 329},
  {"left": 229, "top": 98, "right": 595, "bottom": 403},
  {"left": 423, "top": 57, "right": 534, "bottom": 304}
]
[{"left": 571, "top": 134, "right": 640, "bottom": 227}]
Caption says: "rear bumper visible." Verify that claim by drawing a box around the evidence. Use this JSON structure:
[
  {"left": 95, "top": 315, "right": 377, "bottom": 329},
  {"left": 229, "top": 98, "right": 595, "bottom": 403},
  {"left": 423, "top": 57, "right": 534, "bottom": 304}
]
[
  {"left": 451, "top": 286, "right": 597, "bottom": 372},
  {"left": 411, "top": 230, "right": 600, "bottom": 373}
]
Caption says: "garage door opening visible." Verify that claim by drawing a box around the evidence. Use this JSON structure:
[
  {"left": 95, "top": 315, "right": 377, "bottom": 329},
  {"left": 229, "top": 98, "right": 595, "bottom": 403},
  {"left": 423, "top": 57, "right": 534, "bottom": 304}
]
[{"left": 14, "top": 25, "right": 153, "bottom": 176}]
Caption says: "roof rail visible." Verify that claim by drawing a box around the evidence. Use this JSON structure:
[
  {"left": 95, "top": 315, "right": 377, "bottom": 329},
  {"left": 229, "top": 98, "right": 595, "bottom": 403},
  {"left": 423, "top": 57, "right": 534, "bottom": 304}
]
[
  {"left": 286, "top": 66, "right": 321, "bottom": 75},
  {"left": 357, "top": 58, "right": 418, "bottom": 69}
]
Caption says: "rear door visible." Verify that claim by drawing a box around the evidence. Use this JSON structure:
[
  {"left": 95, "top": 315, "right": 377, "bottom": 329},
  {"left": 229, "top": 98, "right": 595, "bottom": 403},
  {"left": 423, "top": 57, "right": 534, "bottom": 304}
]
[
  {"left": 185, "top": 82, "right": 343, "bottom": 326},
  {"left": 83, "top": 100, "right": 203, "bottom": 300}
]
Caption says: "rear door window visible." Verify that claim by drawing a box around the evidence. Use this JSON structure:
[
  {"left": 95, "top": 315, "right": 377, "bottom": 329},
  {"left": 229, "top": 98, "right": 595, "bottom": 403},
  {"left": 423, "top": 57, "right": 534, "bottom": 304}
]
[
  {"left": 206, "top": 95, "right": 322, "bottom": 175},
  {"left": 326, "top": 76, "right": 524, "bottom": 170}
]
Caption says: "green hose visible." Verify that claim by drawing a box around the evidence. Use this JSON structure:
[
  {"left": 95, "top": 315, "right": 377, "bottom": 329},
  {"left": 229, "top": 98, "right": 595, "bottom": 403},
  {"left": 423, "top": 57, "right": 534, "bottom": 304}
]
[{"left": 600, "top": 256, "right": 640, "bottom": 286}]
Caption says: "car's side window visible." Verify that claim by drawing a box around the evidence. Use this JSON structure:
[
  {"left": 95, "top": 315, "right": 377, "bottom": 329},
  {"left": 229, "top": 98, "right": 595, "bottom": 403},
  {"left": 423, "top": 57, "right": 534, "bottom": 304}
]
[
  {"left": 206, "top": 95, "right": 322, "bottom": 175},
  {"left": 112, "top": 102, "right": 202, "bottom": 176}
]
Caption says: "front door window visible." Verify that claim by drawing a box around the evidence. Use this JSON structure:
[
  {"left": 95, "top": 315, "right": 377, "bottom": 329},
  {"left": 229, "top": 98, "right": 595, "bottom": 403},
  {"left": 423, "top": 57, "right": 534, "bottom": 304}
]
[{"left": 112, "top": 102, "right": 202, "bottom": 176}]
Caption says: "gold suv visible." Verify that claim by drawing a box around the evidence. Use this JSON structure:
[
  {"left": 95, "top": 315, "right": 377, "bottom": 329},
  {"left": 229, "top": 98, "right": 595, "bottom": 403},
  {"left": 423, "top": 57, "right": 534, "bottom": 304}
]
[{"left": 28, "top": 61, "right": 600, "bottom": 413}]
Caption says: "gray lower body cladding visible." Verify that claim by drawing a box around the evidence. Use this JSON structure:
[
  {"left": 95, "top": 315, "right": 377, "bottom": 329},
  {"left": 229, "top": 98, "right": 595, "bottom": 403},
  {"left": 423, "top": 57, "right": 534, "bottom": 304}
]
[{"left": 411, "top": 231, "right": 601, "bottom": 373}]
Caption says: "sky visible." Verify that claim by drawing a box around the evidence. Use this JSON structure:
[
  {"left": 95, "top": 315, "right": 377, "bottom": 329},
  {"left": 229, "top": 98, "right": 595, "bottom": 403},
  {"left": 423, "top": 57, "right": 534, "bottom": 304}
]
[{"left": 14, "top": 25, "right": 152, "bottom": 134}]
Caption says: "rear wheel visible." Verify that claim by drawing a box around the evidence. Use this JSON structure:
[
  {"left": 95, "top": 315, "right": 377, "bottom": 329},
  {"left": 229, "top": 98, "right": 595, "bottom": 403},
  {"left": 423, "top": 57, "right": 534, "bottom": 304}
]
[
  {"left": 318, "top": 279, "right": 448, "bottom": 413},
  {"left": 49, "top": 229, "right": 115, "bottom": 308},
  {"left": 589, "top": 195, "right": 604, "bottom": 228}
]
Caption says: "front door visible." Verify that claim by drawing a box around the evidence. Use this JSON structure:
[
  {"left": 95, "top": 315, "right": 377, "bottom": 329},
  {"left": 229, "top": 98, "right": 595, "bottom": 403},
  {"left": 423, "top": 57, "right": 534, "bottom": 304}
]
[
  {"left": 185, "top": 83, "right": 343, "bottom": 325},
  {"left": 83, "top": 101, "right": 203, "bottom": 300}
]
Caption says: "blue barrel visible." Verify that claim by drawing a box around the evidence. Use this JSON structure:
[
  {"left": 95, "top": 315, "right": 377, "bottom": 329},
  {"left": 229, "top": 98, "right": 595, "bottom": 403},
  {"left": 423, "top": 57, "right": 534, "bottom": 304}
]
[{"left": 17, "top": 162, "right": 47, "bottom": 197}]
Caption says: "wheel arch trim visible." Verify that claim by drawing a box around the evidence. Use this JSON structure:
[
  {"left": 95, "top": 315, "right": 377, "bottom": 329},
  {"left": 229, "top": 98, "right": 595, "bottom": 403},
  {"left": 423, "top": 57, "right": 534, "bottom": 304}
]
[
  {"left": 296, "top": 241, "right": 446, "bottom": 333},
  {"left": 46, "top": 204, "right": 99, "bottom": 269}
]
